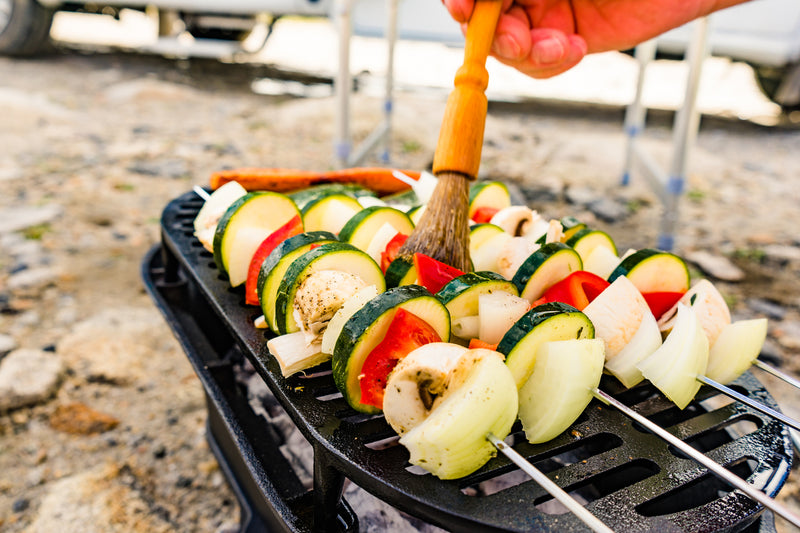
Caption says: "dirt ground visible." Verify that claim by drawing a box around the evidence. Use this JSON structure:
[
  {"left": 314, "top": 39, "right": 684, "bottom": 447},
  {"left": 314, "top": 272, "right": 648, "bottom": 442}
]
[{"left": 1, "top": 25, "right": 799, "bottom": 532}]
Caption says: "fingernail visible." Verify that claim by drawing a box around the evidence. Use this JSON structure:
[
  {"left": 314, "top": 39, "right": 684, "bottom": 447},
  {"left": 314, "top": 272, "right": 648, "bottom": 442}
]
[
  {"left": 532, "top": 39, "right": 565, "bottom": 64},
  {"left": 494, "top": 34, "right": 521, "bottom": 59}
]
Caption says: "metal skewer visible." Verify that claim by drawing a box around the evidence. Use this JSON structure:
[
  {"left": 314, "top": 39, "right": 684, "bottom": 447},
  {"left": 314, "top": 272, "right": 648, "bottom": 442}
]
[
  {"left": 592, "top": 388, "right": 800, "bottom": 529},
  {"left": 487, "top": 433, "right": 615, "bottom": 533},
  {"left": 696, "top": 375, "right": 800, "bottom": 432},
  {"left": 753, "top": 359, "right": 800, "bottom": 390},
  {"left": 193, "top": 185, "right": 211, "bottom": 201}
]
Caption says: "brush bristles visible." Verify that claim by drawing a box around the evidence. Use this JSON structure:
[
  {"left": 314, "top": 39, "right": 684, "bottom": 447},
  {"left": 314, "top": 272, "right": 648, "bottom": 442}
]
[{"left": 398, "top": 173, "right": 471, "bottom": 272}]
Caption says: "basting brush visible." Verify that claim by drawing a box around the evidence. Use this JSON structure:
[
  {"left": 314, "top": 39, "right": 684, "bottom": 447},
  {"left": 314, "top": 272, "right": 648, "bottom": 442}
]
[{"left": 397, "top": 0, "right": 503, "bottom": 272}]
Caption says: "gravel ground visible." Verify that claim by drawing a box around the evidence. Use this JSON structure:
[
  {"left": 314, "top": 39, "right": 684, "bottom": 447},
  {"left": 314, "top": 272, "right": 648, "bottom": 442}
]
[{"left": 1, "top": 18, "right": 800, "bottom": 532}]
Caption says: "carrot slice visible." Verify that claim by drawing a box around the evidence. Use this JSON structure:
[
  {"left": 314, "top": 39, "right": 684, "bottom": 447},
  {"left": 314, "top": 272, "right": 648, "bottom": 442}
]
[{"left": 209, "top": 167, "right": 422, "bottom": 196}]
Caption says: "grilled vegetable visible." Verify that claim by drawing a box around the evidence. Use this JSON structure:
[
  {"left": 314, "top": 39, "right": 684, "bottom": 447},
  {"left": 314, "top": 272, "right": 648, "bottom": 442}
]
[
  {"left": 331, "top": 285, "right": 450, "bottom": 413},
  {"left": 705, "top": 318, "right": 768, "bottom": 385},
  {"left": 583, "top": 276, "right": 662, "bottom": 388},
  {"left": 338, "top": 206, "right": 415, "bottom": 252},
  {"left": 518, "top": 338, "right": 605, "bottom": 443},
  {"left": 512, "top": 243, "right": 583, "bottom": 303},
  {"left": 608, "top": 248, "right": 690, "bottom": 294},
  {"left": 257, "top": 231, "right": 338, "bottom": 333},
  {"left": 287, "top": 183, "right": 377, "bottom": 210},
  {"left": 535, "top": 270, "right": 609, "bottom": 311},
  {"left": 244, "top": 214, "right": 303, "bottom": 305},
  {"left": 468, "top": 180, "right": 511, "bottom": 221},
  {"left": 213, "top": 191, "right": 301, "bottom": 287},
  {"left": 393, "top": 347, "right": 518, "bottom": 479},
  {"left": 657, "top": 279, "right": 731, "bottom": 346},
  {"left": 301, "top": 193, "right": 363, "bottom": 234},
  {"left": 274, "top": 242, "right": 385, "bottom": 335},
  {"left": 497, "top": 302, "right": 595, "bottom": 389},
  {"left": 436, "top": 271, "right": 518, "bottom": 342},
  {"left": 565, "top": 228, "right": 618, "bottom": 265},
  {"left": 637, "top": 304, "right": 709, "bottom": 409},
  {"left": 413, "top": 253, "right": 465, "bottom": 294},
  {"left": 193, "top": 181, "right": 247, "bottom": 252}
]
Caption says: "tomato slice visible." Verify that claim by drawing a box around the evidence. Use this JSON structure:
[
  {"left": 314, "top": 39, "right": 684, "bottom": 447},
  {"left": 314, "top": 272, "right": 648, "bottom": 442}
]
[
  {"left": 539, "top": 270, "right": 610, "bottom": 311},
  {"left": 359, "top": 308, "right": 442, "bottom": 409},
  {"left": 380, "top": 232, "right": 408, "bottom": 273},
  {"left": 413, "top": 253, "right": 466, "bottom": 294},
  {"left": 244, "top": 214, "right": 303, "bottom": 305},
  {"left": 471, "top": 206, "right": 499, "bottom": 224},
  {"left": 642, "top": 291, "right": 685, "bottom": 320}
]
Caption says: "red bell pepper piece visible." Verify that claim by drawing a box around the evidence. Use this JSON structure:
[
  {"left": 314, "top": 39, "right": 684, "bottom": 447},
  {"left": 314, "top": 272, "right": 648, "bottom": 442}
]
[
  {"left": 468, "top": 338, "right": 498, "bottom": 351},
  {"left": 244, "top": 214, "right": 303, "bottom": 305},
  {"left": 471, "top": 206, "right": 500, "bottom": 224},
  {"left": 359, "top": 308, "right": 442, "bottom": 409},
  {"left": 642, "top": 291, "right": 685, "bottom": 320},
  {"left": 380, "top": 232, "right": 408, "bottom": 273},
  {"left": 413, "top": 253, "right": 466, "bottom": 294},
  {"left": 539, "top": 270, "right": 610, "bottom": 311}
]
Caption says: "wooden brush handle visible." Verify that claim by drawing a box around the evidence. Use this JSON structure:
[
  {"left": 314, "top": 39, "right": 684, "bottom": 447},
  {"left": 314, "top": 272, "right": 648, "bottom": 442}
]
[{"left": 432, "top": 0, "right": 503, "bottom": 180}]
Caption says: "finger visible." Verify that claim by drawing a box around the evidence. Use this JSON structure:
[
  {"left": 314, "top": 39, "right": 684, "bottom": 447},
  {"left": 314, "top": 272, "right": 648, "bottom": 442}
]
[
  {"left": 501, "top": 33, "right": 587, "bottom": 79},
  {"left": 443, "top": 0, "right": 514, "bottom": 23},
  {"left": 490, "top": 8, "right": 532, "bottom": 61}
]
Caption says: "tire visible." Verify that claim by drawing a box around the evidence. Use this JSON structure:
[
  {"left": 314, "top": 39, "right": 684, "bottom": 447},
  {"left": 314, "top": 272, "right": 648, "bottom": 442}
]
[{"left": 0, "top": 0, "right": 54, "bottom": 57}]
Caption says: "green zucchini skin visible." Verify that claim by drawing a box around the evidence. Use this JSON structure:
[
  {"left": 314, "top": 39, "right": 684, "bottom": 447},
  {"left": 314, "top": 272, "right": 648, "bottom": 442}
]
[
  {"left": 331, "top": 285, "right": 450, "bottom": 414},
  {"left": 511, "top": 242, "right": 582, "bottom": 302},
  {"left": 436, "top": 271, "right": 518, "bottom": 318},
  {"left": 337, "top": 205, "right": 414, "bottom": 251},
  {"left": 287, "top": 183, "right": 376, "bottom": 210},
  {"left": 273, "top": 242, "right": 386, "bottom": 335},
  {"left": 497, "top": 302, "right": 595, "bottom": 389},
  {"left": 384, "top": 256, "right": 416, "bottom": 289},
  {"left": 256, "top": 231, "right": 337, "bottom": 300},
  {"left": 607, "top": 248, "right": 690, "bottom": 292}
]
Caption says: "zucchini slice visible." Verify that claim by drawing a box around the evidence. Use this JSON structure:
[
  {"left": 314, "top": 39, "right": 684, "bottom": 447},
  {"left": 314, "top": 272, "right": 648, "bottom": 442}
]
[
  {"left": 384, "top": 256, "right": 417, "bottom": 289},
  {"left": 274, "top": 242, "right": 386, "bottom": 335},
  {"left": 560, "top": 216, "right": 587, "bottom": 242},
  {"left": 338, "top": 206, "right": 415, "bottom": 252},
  {"left": 565, "top": 228, "right": 618, "bottom": 264},
  {"left": 497, "top": 302, "right": 595, "bottom": 389},
  {"left": 332, "top": 285, "right": 451, "bottom": 414},
  {"left": 257, "top": 231, "right": 338, "bottom": 333},
  {"left": 301, "top": 193, "right": 363, "bottom": 234},
  {"left": 468, "top": 180, "right": 511, "bottom": 219},
  {"left": 212, "top": 191, "right": 301, "bottom": 287},
  {"left": 512, "top": 242, "right": 583, "bottom": 303},
  {"left": 287, "top": 183, "right": 376, "bottom": 210},
  {"left": 608, "top": 248, "right": 690, "bottom": 293},
  {"left": 436, "top": 272, "right": 518, "bottom": 340}
]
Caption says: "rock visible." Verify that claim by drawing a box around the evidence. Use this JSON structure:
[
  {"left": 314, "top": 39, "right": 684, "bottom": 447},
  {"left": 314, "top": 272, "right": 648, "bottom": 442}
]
[
  {"left": 0, "top": 349, "right": 65, "bottom": 411},
  {"left": 685, "top": 250, "right": 745, "bottom": 282},
  {"left": 762, "top": 244, "right": 800, "bottom": 265},
  {"left": 49, "top": 402, "right": 120, "bottom": 435},
  {"left": 588, "top": 196, "right": 629, "bottom": 223},
  {"left": 57, "top": 307, "right": 176, "bottom": 385},
  {"left": 127, "top": 158, "right": 190, "bottom": 178},
  {"left": 746, "top": 298, "right": 787, "bottom": 320},
  {"left": 0, "top": 333, "right": 17, "bottom": 357},
  {"left": 564, "top": 185, "right": 597, "bottom": 207},
  {"left": 7, "top": 267, "right": 59, "bottom": 292},
  {"left": 772, "top": 320, "right": 800, "bottom": 350},
  {"left": 0, "top": 204, "right": 62, "bottom": 234},
  {"left": 24, "top": 465, "right": 173, "bottom": 533}
]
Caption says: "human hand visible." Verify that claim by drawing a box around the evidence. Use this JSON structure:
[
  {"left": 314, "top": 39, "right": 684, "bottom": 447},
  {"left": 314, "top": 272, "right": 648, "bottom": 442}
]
[{"left": 442, "top": 0, "right": 747, "bottom": 78}]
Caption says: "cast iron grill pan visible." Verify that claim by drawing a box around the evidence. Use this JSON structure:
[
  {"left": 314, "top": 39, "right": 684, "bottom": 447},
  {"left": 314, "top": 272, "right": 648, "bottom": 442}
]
[{"left": 146, "top": 190, "right": 794, "bottom": 532}]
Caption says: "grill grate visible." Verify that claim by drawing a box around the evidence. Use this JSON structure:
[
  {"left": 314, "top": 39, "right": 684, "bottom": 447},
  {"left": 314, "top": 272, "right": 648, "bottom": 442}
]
[{"left": 143, "top": 190, "right": 794, "bottom": 532}]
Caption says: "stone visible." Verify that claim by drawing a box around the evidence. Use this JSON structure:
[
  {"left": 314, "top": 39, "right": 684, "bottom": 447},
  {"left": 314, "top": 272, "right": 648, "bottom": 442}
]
[
  {"left": 685, "top": 250, "right": 745, "bottom": 282},
  {"left": 127, "top": 158, "right": 190, "bottom": 178},
  {"left": 0, "top": 204, "right": 62, "bottom": 234},
  {"left": 763, "top": 244, "right": 800, "bottom": 265},
  {"left": 57, "top": 307, "right": 175, "bottom": 385},
  {"left": 0, "top": 349, "right": 64, "bottom": 411},
  {"left": 7, "top": 267, "right": 59, "bottom": 292},
  {"left": 772, "top": 320, "right": 800, "bottom": 350},
  {"left": 0, "top": 333, "right": 17, "bottom": 356},
  {"left": 588, "top": 196, "right": 629, "bottom": 223},
  {"left": 746, "top": 298, "right": 787, "bottom": 320},
  {"left": 564, "top": 185, "right": 597, "bottom": 207},
  {"left": 24, "top": 465, "right": 173, "bottom": 533},
  {"left": 49, "top": 402, "right": 120, "bottom": 435}
]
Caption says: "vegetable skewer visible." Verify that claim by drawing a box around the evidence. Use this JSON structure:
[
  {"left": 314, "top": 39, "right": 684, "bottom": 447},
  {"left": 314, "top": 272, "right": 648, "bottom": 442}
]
[
  {"left": 592, "top": 388, "right": 800, "bottom": 529},
  {"left": 753, "top": 359, "right": 800, "bottom": 390},
  {"left": 193, "top": 185, "right": 211, "bottom": 201},
  {"left": 487, "top": 433, "right": 615, "bottom": 533},
  {"left": 696, "top": 375, "right": 800, "bottom": 432}
]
